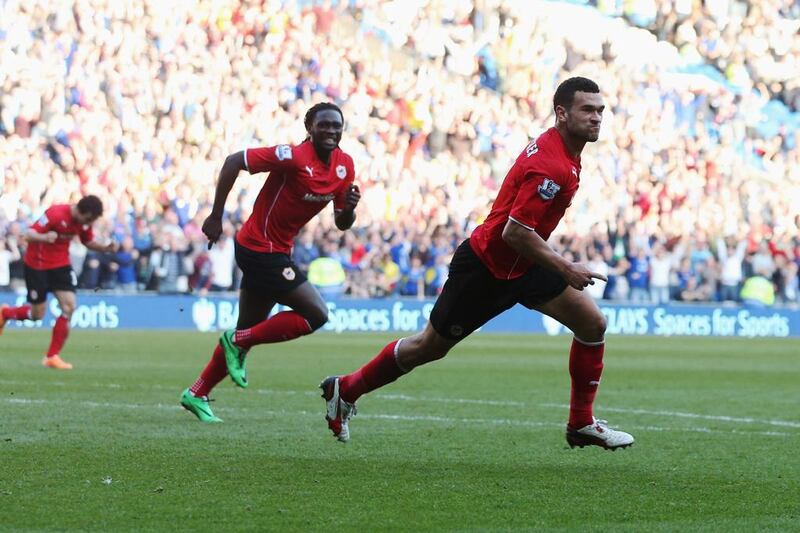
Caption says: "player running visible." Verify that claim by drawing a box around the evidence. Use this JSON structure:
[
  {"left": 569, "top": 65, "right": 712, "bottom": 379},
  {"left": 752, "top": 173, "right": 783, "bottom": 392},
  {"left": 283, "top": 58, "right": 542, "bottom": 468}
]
[
  {"left": 180, "top": 102, "right": 361, "bottom": 422},
  {"left": 0, "top": 195, "right": 117, "bottom": 369},
  {"left": 320, "top": 78, "right": 634, "bottom": 450}
]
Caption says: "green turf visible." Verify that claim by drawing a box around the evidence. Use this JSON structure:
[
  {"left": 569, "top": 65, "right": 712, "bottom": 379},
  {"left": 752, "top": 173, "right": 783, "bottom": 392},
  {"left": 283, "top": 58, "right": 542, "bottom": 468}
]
[{"left": 0, "top": 330, "right": 798, "bottom": 532}]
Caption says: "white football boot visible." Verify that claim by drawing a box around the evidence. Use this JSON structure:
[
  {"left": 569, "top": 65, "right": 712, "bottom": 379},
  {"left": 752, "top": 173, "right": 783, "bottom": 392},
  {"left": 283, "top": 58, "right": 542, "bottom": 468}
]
[
  {"left": 320, "top": 376, "right": 357, "bottom": 442},
  {"left": 566, "top": 417, "right": 635, "bottom": 450}
]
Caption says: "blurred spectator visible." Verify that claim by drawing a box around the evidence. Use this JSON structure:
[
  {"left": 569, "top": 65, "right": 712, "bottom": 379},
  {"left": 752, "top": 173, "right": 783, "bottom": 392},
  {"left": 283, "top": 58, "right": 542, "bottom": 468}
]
[
  {"left": 648, "top": 242, "right": 673, "bottom": 304},
  {"left": 189, "top": 248, "right": 213, "bottom": 295},
  {"left": 751, "top": 241, "right": 776, "bottom": 278},
  {"left": 773, "top": 255, "right": 798, "bottom": 304},
  {"left": 113, "top": 237, "right": 140, "bottom": 292},
  {"left": 398, "top": 253, "right": 426, "bottom": 299},
  {"left": 149, "top": 234, "right": 193, "bottom": 294},
  {"left": 308, "top": 256, "right": 346, "bottom": 298},
  {"left": 717, "top": 236, "right": 746, "bottom": 302},
  {"left": 626, "top": 246, "right": 651, "bottom": 303},
  {"left": 426, "top": 252, "right": 451, "bottom": 297},
  {"left": 740, "top": 270, "right": 776, "bottom": 307}
]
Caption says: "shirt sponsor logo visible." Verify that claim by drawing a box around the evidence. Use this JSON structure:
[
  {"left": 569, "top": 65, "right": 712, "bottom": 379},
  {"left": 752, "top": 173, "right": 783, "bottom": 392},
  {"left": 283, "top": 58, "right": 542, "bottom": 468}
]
[
  {"left": 275, "top": 144, "right": 293, "bottom": 161},
  {"left": 336, "top": 165, "right": 346, "bottom": 179},
  {"left": 302, "top": 192, "right": 335, "bottom": 202},
  {"left": 537, "top": 178, "right": 560, "bottom": 200}
]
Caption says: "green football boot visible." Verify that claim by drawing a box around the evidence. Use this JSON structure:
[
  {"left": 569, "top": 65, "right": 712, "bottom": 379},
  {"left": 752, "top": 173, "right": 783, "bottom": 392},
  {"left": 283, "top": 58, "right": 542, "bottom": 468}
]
[
  {"left": 220, "top": 330, "right": 249, "bottom": 388},
  {"left": 180, "top": 388, "right": 222, "bottom": 423}
]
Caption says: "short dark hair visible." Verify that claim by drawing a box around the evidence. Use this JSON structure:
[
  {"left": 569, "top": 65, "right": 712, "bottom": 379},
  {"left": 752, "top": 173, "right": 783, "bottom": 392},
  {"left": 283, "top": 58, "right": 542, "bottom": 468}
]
[
  {"left": 304, "top": 102, "right": 344, "bottom": 131},
  {"left": 77, "top": 195, "right": 103, "bottom": 218},
  {"left": 553, "top": 77, "right": 600, "bottom": 111}
]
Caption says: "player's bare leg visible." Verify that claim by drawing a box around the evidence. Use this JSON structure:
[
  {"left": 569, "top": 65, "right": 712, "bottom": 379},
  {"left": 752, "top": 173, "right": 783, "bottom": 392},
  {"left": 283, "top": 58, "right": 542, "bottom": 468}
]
[
  {"left": 533, "top": 287, "right": 634, "bottom": 450},
  {"left": 321, "top": 322, "right": 460, "bottom": 441},
  {"left": 42, "top": 291, "right": 75, "bottom": 370}
]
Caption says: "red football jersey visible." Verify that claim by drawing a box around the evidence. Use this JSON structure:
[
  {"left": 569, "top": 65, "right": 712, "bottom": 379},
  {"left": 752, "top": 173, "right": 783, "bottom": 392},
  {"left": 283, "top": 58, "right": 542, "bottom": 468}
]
[
  {"left": 24, "top": 204, "right": 95, "bottom": 270},
  {"left": 236, "top": 141, "right": 356, "bottom": 254},
  {"left": 470, "top": 127, "right": 581, "bottom": 279}
]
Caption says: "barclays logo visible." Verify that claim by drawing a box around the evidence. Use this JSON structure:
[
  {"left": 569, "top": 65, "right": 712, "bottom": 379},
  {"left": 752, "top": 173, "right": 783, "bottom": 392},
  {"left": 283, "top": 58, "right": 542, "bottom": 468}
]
[
  {"left": 192, "top": 298, "right": 217, "bottom": 332},
  {"left": 191, "top": 298, "right": 240, "bottom": 332}
]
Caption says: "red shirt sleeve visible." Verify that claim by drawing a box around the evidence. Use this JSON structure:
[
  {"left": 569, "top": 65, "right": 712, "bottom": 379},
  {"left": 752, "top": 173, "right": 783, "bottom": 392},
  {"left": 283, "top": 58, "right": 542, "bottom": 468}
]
[
  {"left": 508, "top": 171, "right": 562, "bottom": 230},
  {"left": 244, "top": 144, "right": 297, "bottom": 174},
  {"left": 333, "top": 156, "right": 356, "bottom": 210},
  {"left": 79, "top": 225, "right": 95, "bottom": 244}
]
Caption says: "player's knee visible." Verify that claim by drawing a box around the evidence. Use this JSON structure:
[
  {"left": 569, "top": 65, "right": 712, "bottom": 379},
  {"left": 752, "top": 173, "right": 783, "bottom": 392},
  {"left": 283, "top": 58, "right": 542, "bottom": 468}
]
[
  {"left": 30, "top": 307, "right": 46, "bottom": 320},
  {"left": 305, "top": 306, "right": 328, "bottom": 331},
  {"left": 583, "top": 313, "right": 607, "bottom": 342},
  {"left": 58, "top": 300, "right": 76, "bottom": 318}
]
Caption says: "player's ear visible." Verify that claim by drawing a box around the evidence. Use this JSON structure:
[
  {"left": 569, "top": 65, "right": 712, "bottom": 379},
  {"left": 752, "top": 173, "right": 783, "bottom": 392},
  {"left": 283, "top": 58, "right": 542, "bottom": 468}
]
[{"left": 554, "top": 104, "right": 567, "bottom": 122}]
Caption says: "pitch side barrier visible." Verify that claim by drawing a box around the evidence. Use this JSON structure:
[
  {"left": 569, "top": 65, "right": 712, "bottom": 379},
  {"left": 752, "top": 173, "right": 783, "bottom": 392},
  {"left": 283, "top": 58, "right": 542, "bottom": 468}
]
[{"left": 0, "top": 294, "right": 798, "bottom": 339}]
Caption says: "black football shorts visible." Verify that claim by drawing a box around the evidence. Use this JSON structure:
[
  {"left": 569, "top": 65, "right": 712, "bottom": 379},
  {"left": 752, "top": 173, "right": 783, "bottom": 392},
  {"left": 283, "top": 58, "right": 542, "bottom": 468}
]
[
  {"left": 234, "top": 239, "right": 307, "bottom": 296},
  {"left": 25, "top": 265, "right": 77, "bottom": 303},
  {"left": 429, "top": 239, "right": 568, "bottom": 340}
]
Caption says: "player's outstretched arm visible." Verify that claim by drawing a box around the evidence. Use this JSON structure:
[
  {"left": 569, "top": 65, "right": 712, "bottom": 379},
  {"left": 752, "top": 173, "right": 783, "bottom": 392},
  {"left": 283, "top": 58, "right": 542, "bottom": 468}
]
[
  {"left": 502, "top": 219, "right": 606, "bottom": 290},
  {"left": 203, "top": 151, "right": 246, "bottom": 247},
  {"left": 334, "top": 184, "right": 360, "bottom": 231}
]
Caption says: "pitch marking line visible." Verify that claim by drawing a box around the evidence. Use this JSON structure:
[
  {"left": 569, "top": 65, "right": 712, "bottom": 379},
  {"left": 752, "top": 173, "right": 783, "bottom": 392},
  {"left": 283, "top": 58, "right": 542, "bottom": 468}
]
[
  {"left": 2, "top": 379, "right": 798, "bottom": 430},
  {"left": 2, "top": 397, "right": 792, "bottom": 438}
]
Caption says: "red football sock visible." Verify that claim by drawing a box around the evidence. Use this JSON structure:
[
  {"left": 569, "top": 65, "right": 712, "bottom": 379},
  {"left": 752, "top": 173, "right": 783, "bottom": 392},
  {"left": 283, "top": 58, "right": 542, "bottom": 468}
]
[
  {"left": 190, "top": 344, "right": 227, "bottom": 397},
  {"left": 340, "top": 339, "right": 407, "bottom": 403},
  {"left": 233, "top": 311, "right": 312, "bottom": 350},
  {"left": 2, "top": 304, "right": 31, "bottom": 321},
  {"left": 568, "top": 337, "right": 605, "bottom": 429},
  {"left": 46, "top": 316, "right": 70, "bottom": 357}
]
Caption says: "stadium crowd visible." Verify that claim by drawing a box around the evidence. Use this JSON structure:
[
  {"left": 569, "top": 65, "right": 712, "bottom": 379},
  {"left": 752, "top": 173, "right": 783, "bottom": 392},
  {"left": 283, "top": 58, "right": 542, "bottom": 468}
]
[{"left": 1, "top": 0, "right": 798, "bottom": 307}]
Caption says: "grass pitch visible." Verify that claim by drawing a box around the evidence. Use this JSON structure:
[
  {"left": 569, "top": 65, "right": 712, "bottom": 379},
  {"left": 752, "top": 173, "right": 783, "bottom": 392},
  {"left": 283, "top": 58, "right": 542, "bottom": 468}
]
[{"left": 0, "top": 330, "right": 798, "bottom": 532}]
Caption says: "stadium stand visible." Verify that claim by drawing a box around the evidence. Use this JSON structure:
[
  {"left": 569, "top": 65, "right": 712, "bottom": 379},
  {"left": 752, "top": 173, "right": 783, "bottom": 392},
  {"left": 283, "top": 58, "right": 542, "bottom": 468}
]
[{"left": 1, "top": 0, "right": 797, "bottom": 305}]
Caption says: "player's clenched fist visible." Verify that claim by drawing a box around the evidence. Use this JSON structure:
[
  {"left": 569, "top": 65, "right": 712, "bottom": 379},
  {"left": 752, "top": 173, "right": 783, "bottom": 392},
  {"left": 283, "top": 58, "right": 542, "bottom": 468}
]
[
  {"left": 343, "top": 184, "right": 361, "bottom": 211},
  {"left": 202, "top": 214, "right": 223, "bottom": 248}
]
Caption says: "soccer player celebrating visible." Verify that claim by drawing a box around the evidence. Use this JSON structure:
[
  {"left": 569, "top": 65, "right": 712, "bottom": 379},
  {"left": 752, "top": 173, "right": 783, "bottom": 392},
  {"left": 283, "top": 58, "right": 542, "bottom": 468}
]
[
  {"left": 321, "top": 78, "right": 634, "bottom": 450},
  {"left": 180, "top": 102, "right": 361, "bottom": 422},
  {"left": 0, "top": 195, "right": 117, "bottom": 369}
]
